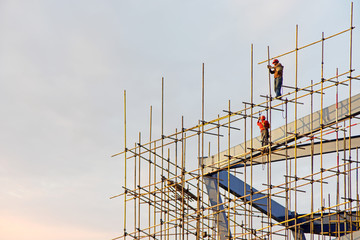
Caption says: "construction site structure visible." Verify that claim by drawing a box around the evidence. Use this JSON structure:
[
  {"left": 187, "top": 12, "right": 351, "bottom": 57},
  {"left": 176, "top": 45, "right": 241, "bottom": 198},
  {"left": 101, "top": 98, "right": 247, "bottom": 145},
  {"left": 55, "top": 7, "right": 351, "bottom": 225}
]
[{"left": 111, "top": 3, "right": 360, "bottom": 240}]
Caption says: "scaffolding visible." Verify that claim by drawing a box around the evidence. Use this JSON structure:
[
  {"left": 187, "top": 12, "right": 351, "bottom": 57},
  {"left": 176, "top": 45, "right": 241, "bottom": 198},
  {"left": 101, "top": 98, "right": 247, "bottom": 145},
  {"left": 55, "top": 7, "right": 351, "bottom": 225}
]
[{"left": 111, "top": 3, "right": 360, "bottom": 240}]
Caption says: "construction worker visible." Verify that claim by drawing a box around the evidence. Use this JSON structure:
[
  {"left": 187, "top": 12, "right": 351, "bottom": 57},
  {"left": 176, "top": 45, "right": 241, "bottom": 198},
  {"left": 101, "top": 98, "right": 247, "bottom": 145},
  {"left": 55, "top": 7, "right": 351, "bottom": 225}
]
[
  {"left": 267, "top": 59, "right": 284, "bottom": 98},
  {"left": 257, "top": 115, "right": 270, "bottom": 147}
]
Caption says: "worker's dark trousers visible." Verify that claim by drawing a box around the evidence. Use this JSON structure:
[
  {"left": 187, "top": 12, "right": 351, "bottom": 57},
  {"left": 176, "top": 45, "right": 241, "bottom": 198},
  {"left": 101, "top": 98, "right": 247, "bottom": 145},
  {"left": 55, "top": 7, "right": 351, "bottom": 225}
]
[
  {"left": 274, "top": 77, "right": 283, "bottom": 97},
  {"left": 261, "top": 129, "right": 269, "bottom": 146}
]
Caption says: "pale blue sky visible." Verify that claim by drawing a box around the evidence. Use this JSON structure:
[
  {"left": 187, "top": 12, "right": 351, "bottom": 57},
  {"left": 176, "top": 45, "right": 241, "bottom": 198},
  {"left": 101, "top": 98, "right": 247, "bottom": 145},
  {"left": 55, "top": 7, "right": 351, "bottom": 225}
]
[{"left": 0, "top": 1, "right": 358, "bottom": 239}]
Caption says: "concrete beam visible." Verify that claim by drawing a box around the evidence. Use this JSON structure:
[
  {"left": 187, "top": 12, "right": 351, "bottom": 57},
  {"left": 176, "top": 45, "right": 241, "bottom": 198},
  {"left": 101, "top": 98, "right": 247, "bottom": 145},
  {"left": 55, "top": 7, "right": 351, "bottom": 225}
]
[
  {"left": 204, "top": 93, "right": 360, "bottom": 174},
  {"left": 229, "top": 135, "right": 360, "bottom": 169}
]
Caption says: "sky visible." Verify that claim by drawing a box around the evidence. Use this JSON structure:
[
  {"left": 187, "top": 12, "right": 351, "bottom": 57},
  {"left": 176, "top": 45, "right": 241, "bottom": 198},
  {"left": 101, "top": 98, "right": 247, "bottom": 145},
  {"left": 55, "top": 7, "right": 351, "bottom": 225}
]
[{"left": 0, "top": 1, "right": 358, "bottom": 240}]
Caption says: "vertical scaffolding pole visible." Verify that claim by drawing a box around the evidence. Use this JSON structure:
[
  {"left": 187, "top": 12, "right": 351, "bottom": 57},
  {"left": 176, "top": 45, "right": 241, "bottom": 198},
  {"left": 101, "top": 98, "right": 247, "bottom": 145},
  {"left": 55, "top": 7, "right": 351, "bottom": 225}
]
[
  {"left": 266, "top": 46, "right": 273, "bottom": 240},
  {"left": 250, "top": 43, "right": 254, "bottom": 239},
  {"left": 320, "top": 31, "right": 325, "bottom": 239},
  {"left": 160, "top": 77, "right": 164, "bottom": 240},
  {"left": 174, "top": 128, "right": 178, "bottom": 239},
  {"left": 348, "top": 4, "right": 354, "bottom": 237},
  {"left": 153, "top": 141, "right": 157, "bottom": 236},
  {"left": 134, "top": 141, "right": 137, "bottom": 237},
  {"left": 217, "top": 114, "right": 221, "bottom": 240},
  {"left": 148, "top": 106, "right": 152, "bottom": 240},
  {"left": 200, "top": 62, "right": 206, "bottom": 239},
  {"left": 336, "top": 69, "right": 341, "bottom": 238},
  {"left": 285, "top": 98, "right": 290, "bottom": 240},
  {"left": 181, "top": 116, "right": 185, "bottom": 240},
  {"left": 267, "top": 46, "right": 272, "bottom": 99},
  {"left": 166, "top": 148, "right": 170, "bottom": 240},
  {"left": 294, "top": 24, "right": 299, "bottom": 239},
  {"left": 357, "top": 147, "right": 359, "bottom": 231},
  {"left": 138, "top": 132, "right": 141, "bottom": 237},
  {"left": 123, "top": 90, "right": 127, "bottom": 237},
  {"left": 197, "top": 120, "right": 201, "bottom": 240},
  {"left": 310, "top": 80, "right": 314, "bottom": 240},
  {"left": 208, "top": 141, "right": 211, "bottom": 239},
  {"left": 227, "top": 100, "right": 231, "bottom": 239},
  {"left": 243, "top": 105, "right": 248, "bottom": 239}
]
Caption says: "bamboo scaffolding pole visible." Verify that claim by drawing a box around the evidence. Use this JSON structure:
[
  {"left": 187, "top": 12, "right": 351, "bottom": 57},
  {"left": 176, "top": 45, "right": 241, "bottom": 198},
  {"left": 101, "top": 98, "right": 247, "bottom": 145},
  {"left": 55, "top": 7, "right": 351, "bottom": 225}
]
[
  {"left": 227, "top": 100, "right": 231, "bottom": 239},
  {"left": 149, "top": 106, "right": 152, "bottom": 239},
  {"left": 285, "top": 98, "right": 290, "bottom": 240},
  {"left": 320, "top": 30, "right": 325, "bottom": 239},
  {"left": 123, "top": 90, "right": 127, "bottom": 237},
  {"left": 153, "top": 140, "right": 157, "bottom": 236},
  {"left": 357, "top": 148, "right": 359, "bottom": 231},
  {"left": 201, "top": 63, "right": 205, "bottom": 240},
  {"left": 348, "top": 4, "right": 354, "bottom": 239},
  {"left": 250, "top": 43, "right": 254, "bottom": 239},
  {"left": 208, "top": 141, "right": 212, "bottom": 239},
  {"left": 217, "top": 114, "right": 221, "bottom": 240},
  {"left": 181, "top": 117, "right": 185, "bottom": 240},
  {"left": 310, "top": 80, "right": 315, "bottom": 240},
  {"left": 138, "top": 133, "right": 142, "bottom": 238},
  {"left": 196, "top": 121, "right": 201, "bottom": 240},
  {"left": 134, "top": 141, "right": 137, "bottom": 237},
  {"left": 243, "top": 105, "right": 248, "bottom": 240},
  {"left": 336, "top": 68, "right": 341, "bottom": 239},
  {"left": 343, "top": 118, "right": 348, "bottom": 234},
  {"left": 160, "top": 77, "right": 164, "bottom": 240},
  {"left": 174, "top": 128, "right": 178, "bottom": 240},
  {"left": 266, "top": 46, "right": 273, "bottom": 240},
  {"left": 258, "top": 27, "right": 353, "bottom": 65},
  {"left": 328, "top": 194, "right": 331, "bottom": 238},
  {"left": 166, "top": 148, "right": 170, "bottom": 240},
  {"left": 294, "top": 24, "right": 299, "bottom": 239}
]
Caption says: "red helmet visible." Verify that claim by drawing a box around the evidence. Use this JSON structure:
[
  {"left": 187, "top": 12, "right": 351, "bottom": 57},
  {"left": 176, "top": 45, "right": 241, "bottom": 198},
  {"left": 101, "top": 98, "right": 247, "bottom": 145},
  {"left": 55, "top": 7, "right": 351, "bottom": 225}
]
[
  {"left": 272, "top": 59, "right": 279, "bottom": 64},
  {"left": 260, "top": 115, "right": 266, "bottom": 120}
]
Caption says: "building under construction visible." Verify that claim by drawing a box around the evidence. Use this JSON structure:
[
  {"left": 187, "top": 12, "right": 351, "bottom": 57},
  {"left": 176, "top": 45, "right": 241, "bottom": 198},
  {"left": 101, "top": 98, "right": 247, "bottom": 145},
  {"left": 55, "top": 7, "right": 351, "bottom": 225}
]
[{"left": 111, "top": 3, "right": 360, "bottom": 240}]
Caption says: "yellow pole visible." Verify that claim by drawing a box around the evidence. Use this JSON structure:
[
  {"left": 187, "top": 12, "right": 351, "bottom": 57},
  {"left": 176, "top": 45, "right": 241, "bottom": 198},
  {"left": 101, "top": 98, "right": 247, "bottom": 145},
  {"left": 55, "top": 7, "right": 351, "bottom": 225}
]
[{"left": 123, "top": 90, "right": 127, "bottom": 236}]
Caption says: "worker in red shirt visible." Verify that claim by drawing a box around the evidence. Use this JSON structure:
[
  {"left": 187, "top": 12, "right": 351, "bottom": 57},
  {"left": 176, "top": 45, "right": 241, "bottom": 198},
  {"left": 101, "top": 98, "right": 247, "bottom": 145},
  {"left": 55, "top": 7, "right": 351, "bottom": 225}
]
[{"left": 257, "top": 115, "right": 270, "bottom": 147}]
